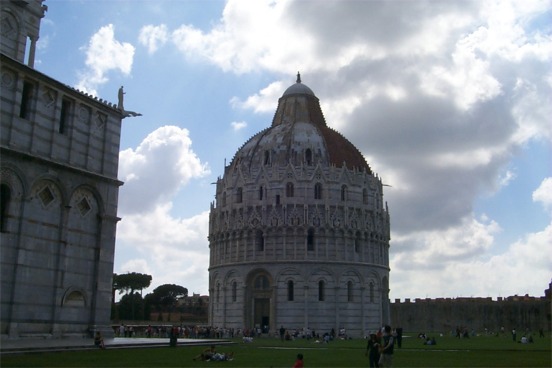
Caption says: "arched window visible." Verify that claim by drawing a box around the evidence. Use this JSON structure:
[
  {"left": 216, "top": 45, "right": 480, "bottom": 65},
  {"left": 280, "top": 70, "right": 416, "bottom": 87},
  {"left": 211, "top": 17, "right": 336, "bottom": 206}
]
[
  {"left": 232, "top": 281, "right": 237, "bottom": 302},
  {"left": 305, "top": 149, "right": 313, "bottom": 166},
  {"left": 314, "top": 183, "right": 322, "bottom": 199},
  {"left": 369, "top": 282, "right": 374, "bottom": 303},
  {"left": 286, "top": 182, "right": 294, "bottom": 197},
  {"left": 236, "top": 187, "right": 242, "bottom": 203},
  {"left": 318, "top": 280, "right": 325, "bottom": 301},
  {"left": 59, "top": 98, "right": 71, "bottom": 134},
  {"left": 363, "top": 188, "right": 368, "bottom": 204},
  {"left": 287, "top": 280, "right": 294, "bottom": 301},
  {"left": 0, "top": 184, "right": 11, "bottom": 233},
  {"left": 254, "top": 275, "right": 269, "bottom": 290},
  {"left": 341, "top": 185, "right": 348, "bottom": 201},
  {"left": 256, "top": 230, "right": 264, "bottom": 251},
  {"left": 259, "top": 186, "right": 263, "bottom": 200},
  {"left": 19, "top": 81, "right": 33, "bottom": 119},
  {"left": 264, "top": 150, "right": 270, "bottom": 165},
  {"left": 347, "top": 281, "right": 353, "bottom": 302},
  {"left": 307, "top": 228, "right": 315, "bottom": 251}
]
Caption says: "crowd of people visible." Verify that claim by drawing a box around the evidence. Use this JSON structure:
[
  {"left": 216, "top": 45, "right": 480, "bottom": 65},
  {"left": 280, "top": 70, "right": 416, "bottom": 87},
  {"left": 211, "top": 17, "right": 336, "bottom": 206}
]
[
  {"left": 101, "top": 322, "right": 546, "bottom": 367},
  {"left": 112, "top": 324, "right": 237, "bottom": 339}
]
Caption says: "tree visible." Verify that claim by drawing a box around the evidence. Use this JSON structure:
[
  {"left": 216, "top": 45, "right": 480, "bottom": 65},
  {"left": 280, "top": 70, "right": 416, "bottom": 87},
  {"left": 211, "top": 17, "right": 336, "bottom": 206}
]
[
  {"left": 118, "top": 292, "right": 145, "bottom": 321},
  {"left": 112, "top": 272, "right": 152, "bottom": 320},
  {"left": 113, "top": 272, "right": 152, "bottom": 296},
  {"left": 144, "top": 284, "right": 188, "bottom": 321}
]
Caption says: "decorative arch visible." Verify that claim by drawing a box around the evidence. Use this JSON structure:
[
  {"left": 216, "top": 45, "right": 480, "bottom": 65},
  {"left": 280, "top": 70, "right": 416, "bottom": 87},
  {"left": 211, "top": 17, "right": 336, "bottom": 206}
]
[
  {"left": 276, "top": 267, "right": 303, "bottom": 303},
  {"left": 340, "top": 268, "right": 364, "bottom": 285},
  {"left": 340, "top": 269, "right": 363, "bottom": 303},
  {"left": 62, "top": 287, "right": 87, "bottom": 307},
  {"left": 308, "top": 267, "right": 336, "bottom": 302},
  {"left": 69, "top": 185, "right": 102, "bottom": 219},
  {"left": 245, "top": 268, "right": 274, "bottom": 332},
  {"left": 223, "top": 269, "right": 241, "bottom": 284},
  {"left": 0, "top": 166, "right": 25, "bottom": 233}
]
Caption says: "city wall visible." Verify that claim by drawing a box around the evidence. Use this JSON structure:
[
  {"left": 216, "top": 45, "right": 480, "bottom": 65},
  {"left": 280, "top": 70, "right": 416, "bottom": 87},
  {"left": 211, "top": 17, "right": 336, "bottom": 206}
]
[{"left": 391, "top": 293, "right": 551, "bottom": 334}]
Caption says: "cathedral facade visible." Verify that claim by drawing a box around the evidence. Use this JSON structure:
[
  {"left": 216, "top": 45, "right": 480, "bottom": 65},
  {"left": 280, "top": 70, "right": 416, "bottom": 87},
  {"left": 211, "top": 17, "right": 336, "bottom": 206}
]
[
  {"left": 1, "top": 0, "right": 123, "bottom": 338},
  {"left": 208, "top": 75, "right": 391, "bottom": 337}
]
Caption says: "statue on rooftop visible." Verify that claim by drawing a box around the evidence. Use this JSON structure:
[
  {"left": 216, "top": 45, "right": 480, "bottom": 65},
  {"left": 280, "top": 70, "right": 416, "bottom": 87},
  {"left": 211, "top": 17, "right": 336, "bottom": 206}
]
[
  {"left": 117, "top": 86, "right": 142, "bottom": 119},
  {"left": 117, "top": 86, "right": 125, "bottom": 110}
]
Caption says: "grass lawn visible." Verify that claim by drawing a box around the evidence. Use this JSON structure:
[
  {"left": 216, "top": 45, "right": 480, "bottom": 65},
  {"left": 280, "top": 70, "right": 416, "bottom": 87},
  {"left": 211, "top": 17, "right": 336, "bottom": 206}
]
[{"left": 1, "top": 333, "right": 550, "bottom": 367}]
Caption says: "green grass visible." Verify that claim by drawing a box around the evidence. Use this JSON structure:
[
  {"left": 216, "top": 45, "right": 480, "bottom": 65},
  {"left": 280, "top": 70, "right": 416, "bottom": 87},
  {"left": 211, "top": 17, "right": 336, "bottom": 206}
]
[{"left": 1, "top": 333, "right": 550, "bottom": 367}]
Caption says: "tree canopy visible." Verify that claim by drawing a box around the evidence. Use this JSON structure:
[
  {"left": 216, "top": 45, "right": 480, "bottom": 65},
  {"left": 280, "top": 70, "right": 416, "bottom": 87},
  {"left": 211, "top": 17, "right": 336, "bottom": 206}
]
[
  {"left": 113, "top": 272, "right": 152, "bottom": 295},
  {"left": 146, "top": 284, "right": 188, "bottom": 308}
]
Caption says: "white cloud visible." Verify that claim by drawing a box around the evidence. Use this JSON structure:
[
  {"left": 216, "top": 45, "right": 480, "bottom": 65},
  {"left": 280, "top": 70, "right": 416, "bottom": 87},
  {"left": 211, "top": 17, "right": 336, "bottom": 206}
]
[
  {"left": 498, "top": 170, "right": 517, "bottom": 188},
  {"left": 76, "top": 24, "right": 135, "bottom": 95},
  {"left": 533, "top": 177, "right": 552, "bottom": 212},
  {"left": 169, "top": 0, "right": 321, "bottom": 74},
  {"left": 230, "top": 121, "right": 247, "bottom": 131},
  {"left": 118, "top": 126, "right": 210, "bottom": 214},
  {"left": 230, "top": 81, "right": 284, "bottom": 113},
  {"left": 391, "top": 213, "right": 552, "bottom": 299},
  {"left": 115, "top": 126, "right": 211, "bottom": 295},
  {"left": 138, "top": 24, "right": 168, "bottom": 54},
  {"left": 420, "top": 38, "right": 503, "bottom": 110},
  {"left": 116, "top": 206, "right": 210, "bottom": 296},
  {"left": 511, "top": 78, "right": 552, "bottom": 143}
]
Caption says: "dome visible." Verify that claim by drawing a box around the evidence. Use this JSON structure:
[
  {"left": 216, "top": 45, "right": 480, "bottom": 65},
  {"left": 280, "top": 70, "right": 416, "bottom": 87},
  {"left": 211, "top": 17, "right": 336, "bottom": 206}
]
[
  {"left": 230, "top": 74, "right": 371, "bottom": 173},
  {"left": 282, "top": 73, "right": 315, "bottom": 96},
  {"left": 282, "top": 82, "right": 315, "bottom": 96}
]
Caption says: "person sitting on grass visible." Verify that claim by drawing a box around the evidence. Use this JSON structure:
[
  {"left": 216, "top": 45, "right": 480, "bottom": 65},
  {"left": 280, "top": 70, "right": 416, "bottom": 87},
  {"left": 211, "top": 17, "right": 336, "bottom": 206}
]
[
  {"left": 94, "top": 331, "right": 105, "bottom": 349},
  {"left": 424, "top": 337, "right": 437, "bottom": 345},
  {"left": 193, "top": 345, "right": 216, "bottom": 361},
  {"left": 211, "top": 352, "right": 235, "bottom": 361}
]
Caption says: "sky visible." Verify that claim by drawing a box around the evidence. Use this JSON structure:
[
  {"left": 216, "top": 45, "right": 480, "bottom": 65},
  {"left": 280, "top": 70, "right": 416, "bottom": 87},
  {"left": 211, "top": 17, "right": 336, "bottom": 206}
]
[{"left": 35, "top": 0, "right": 551, "bottom": 301}]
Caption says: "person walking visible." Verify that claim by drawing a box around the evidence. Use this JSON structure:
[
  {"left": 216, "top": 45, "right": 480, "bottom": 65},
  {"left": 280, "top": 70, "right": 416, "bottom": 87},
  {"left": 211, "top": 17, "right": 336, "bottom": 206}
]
[
  {"left": 365, "top": 333, "right": 380, "bottom": 367},
  {"left": 379, "top": 325, "right": 394, "bottom": 367}
]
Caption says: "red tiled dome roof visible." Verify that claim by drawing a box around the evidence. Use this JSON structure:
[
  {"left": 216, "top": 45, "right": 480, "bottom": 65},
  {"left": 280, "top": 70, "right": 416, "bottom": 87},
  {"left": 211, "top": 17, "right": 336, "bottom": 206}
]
[{"left": 231, "top": 76, "right": 371, "bottom": 174}]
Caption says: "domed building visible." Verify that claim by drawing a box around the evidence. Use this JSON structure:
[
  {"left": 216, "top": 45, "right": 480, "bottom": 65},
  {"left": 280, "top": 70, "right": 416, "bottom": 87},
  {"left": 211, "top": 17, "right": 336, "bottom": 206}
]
[{"left": 208, "top": 74, "right": 391, "bottom": 337}]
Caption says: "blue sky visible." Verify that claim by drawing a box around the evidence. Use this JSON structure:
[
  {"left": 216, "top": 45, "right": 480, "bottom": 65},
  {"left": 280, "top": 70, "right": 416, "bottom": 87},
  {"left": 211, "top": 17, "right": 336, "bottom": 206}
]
[{"left": 35, "top": 0, "right": 551, "bottom": 300}]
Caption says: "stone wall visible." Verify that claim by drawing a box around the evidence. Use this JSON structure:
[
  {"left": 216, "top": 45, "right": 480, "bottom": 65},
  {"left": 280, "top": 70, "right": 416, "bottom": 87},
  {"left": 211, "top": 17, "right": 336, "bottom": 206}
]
[{"left": 391, "top": 291, "right": 551, "bottom": 333}]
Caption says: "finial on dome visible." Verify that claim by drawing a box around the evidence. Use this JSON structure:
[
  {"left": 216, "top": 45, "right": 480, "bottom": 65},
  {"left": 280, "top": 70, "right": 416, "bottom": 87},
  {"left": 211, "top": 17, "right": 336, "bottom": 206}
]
[{"left": 296, "top": 71, "right": 301, "bottom": 83}]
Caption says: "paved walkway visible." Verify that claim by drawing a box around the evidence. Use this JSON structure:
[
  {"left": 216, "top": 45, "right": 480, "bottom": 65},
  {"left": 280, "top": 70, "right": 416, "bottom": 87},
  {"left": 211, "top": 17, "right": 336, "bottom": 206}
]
[{"left": 0, "top": 337, "right": 233, "bottom": 355}]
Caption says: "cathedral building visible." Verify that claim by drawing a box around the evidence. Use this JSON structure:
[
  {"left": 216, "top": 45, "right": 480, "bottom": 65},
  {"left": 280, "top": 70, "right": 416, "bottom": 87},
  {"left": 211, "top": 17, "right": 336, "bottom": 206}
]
[
  {"left": 208, "top": 74, "right": 391, "bottom": 337},
  {"left": 1, "top": 0, "right": 124, "bottom": 338}
]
